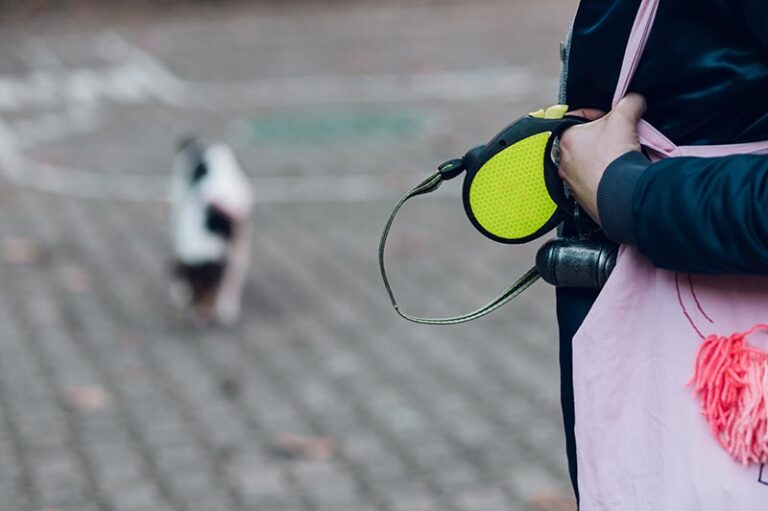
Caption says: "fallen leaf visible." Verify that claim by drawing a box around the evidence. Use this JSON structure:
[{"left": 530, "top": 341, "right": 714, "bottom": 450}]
[
  {"left": 268, "top": 435, "right": 335, "bottom": 461},
  {"left": 2, "top": 238, "right": 42, "bottom": 265},
  {"left": 527, "top": 491, "right": 577, "bottom": 511},
  {"left": 65, "top": 386, "right": 111, "bottom": 411}
]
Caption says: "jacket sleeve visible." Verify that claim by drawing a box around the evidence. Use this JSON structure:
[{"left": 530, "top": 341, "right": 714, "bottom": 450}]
[{"left": 597, "top": 151, "right": 768, "bottom": 274}]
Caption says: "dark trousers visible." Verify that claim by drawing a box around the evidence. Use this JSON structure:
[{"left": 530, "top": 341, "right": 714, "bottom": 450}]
[{"left": 556, "top": 286, "right": 599, "bottom": 506}]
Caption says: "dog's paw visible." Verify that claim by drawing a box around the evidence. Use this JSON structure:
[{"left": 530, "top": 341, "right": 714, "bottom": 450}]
[
  {"left": 215, "top": 299, "right": 241, "bottom": 325},
  {"left": 169, "top": 282, "right": 191, "bottom": 308}
]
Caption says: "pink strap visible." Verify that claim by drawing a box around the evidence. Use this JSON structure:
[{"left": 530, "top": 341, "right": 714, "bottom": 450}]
[
  {"left": 614, "top": 0, "right": 768, "bottom": 158},
  {"left": 611, "top": 0, "right": 660, "bottom": 108},
  {"left": 638, "top": 122, "right": 768, "bottom": 159}
]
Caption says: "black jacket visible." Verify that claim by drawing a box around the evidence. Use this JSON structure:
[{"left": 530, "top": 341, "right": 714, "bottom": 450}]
[{"left": 558, "top": 0, "right": 768, "bottom": 500}]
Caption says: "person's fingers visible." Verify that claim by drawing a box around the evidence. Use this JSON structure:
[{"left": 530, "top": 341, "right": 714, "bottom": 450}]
[
  {"left": 566, "top": 108, "right": 606, "bottom": 121},
  {"left": 612, "top": 93, "right": 647, "bottom": 124}
]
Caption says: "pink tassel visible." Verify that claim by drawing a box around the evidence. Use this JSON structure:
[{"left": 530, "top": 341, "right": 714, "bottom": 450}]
[{"left": 689, "top": 323, "right": 768, "bottom": 466}]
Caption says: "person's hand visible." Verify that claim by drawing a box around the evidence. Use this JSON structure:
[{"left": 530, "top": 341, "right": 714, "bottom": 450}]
[{"left": 558, "top": 93, "right": 647, "bottom": 224}]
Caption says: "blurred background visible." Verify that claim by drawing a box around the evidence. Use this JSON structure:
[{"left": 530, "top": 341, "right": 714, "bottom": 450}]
[{"left": 0, "top": 1, "right": 578, "bottom": 510}]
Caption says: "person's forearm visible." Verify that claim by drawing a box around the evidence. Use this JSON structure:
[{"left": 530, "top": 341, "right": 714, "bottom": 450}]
[{"left": 597, "top": 153, "right": 768, "bottom": 274}]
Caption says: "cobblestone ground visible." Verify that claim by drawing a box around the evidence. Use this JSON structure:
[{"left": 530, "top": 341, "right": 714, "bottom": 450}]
[{"left": 0, "top": 1, "right": 579, "bottom": 510}]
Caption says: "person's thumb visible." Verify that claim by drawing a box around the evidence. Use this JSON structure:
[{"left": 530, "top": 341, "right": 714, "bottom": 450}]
[
  {"left": 566, "top": 107, "right": 606, "bottom": 121},
  {"left": 612, "top": 93, "right": 646, "bottom": 125}
]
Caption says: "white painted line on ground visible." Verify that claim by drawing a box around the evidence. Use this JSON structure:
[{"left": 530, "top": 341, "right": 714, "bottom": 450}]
[
  {"left": 1, "top": 157, "right": 451, "bottom": 204},
  {"left": 94, "top": 31, "right": 188, "bottom": 106},
  {"left": 1, "top": 114, "right": 450, "bottom": 203},
  {"left": 97, "top": 32, "right": 538, "bottom": 109},
  {"left": 22, "top": 39, "right": 65, "bottom": 70},
  {"left": 0, "top": 118, "right": 22, "bottom": 175},
  {"left": 11, "top": 105, "right": 101, "bottom": 149},
  {"left": 183, "top": 67, "right": 536, "bottom": 109},
  {"left": 0, "top": 31, "right": 494, "bottom": 202},
  {"left": 0, "top": 63, "right": 186, "bottom": 112}
]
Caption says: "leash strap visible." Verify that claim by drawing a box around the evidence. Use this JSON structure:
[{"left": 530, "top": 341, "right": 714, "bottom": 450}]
[{"left": 378, "top": 170, "right": 540, "bottom": 325}]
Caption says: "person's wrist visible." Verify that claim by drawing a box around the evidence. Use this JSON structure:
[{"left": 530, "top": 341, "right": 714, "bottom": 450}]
[{"left": 596, "top": 151, "right": 650, "bottom": 245}]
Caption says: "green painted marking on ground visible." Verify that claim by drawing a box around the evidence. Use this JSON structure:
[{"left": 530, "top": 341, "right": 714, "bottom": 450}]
[{"left": 246, "top": 107, "right": 422, "bottom": 145}]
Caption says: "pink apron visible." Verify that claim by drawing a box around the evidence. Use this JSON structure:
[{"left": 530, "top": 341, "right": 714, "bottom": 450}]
[{"left": 572, "top": 0, "right": 768, "bottom": 508}]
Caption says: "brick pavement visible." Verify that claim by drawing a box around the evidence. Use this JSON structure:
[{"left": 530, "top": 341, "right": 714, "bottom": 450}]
[{"left": 0, "top": 1, "right": 579, "bottom": 510}]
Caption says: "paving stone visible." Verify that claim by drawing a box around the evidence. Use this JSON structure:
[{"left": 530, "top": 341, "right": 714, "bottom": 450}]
[
  {"left": 453, "top": 486, "right": 517, "bottom": 511},
  {"left": 0, "top": 2, "right": 577, "bottom": 510}
]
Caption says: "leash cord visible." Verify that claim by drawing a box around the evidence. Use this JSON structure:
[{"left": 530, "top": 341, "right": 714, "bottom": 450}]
[{"left": 378, "top": 170, "right": 540, "bottom": 325}]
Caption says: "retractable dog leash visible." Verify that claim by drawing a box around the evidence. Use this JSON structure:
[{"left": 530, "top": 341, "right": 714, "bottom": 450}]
[{"left": 379, "top": 104, "right": 588, "bottom": 325}]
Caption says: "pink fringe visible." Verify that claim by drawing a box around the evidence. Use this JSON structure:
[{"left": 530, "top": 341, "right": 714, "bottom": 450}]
[{"left": 690, "top": 323, "right": 768, "bottom": 465}]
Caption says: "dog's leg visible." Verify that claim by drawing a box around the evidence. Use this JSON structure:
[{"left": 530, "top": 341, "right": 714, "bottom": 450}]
[{"left": 215, "top": 224, "right": 251, "bottom": 324}]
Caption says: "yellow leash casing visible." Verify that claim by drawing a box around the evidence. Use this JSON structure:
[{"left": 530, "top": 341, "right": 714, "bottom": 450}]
[
  {"left": 377, "top": 105, "right": 588, "bottom": 324},
  {"left": 461, "top": 105, "right": 585, "bottom": 244}
]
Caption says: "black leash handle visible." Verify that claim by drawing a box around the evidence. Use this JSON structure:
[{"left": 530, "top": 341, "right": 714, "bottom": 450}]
[{"left": 378, "top": 168, "right": 540, "bottom": 325}]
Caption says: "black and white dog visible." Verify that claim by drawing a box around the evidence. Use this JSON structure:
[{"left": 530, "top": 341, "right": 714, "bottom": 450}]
[{"left": 170, "top": 138, "right": 253, "bottom": 324}]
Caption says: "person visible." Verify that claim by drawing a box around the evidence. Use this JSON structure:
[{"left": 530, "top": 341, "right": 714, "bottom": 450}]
[{"left": 553, "top": 0, "right": 768, "bottom": 505}]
